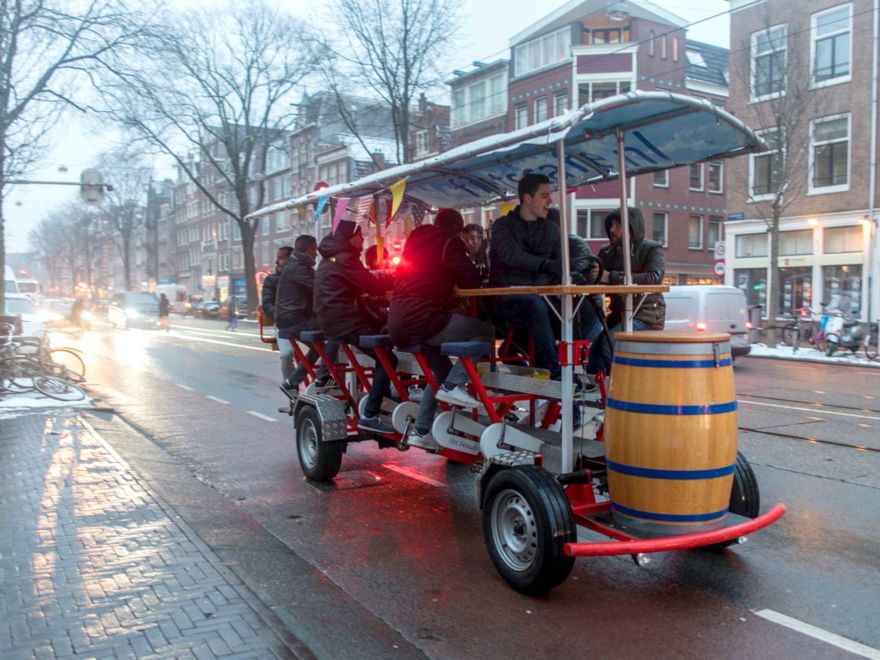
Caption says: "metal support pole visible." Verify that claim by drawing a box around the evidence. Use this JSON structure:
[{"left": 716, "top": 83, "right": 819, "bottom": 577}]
[
  {"left": 616, "top": 128, "right": 634, "bottom": 332},
  {"left": 556, "top": 140, "right": 574, "bottom": 473}
]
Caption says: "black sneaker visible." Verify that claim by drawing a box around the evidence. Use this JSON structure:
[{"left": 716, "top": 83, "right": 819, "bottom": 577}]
[{"left": 314, "top": 376, "right": 337, "bottom": 393}]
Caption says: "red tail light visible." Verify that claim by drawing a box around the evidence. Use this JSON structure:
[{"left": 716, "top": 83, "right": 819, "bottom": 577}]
[
  {"left": 391, "top": 255, "right": 401, "bottom": 266},
  {"left": 696, "top": 322, "right": 707, "bottom": 331},
  {"left": 746, "top": 321, "right": 753, "bottom": 329}
]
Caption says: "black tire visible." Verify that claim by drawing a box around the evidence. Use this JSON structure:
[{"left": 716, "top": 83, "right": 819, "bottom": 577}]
[
  {"left": 867, "top": 339, "right": 878, "bottom": 361},
  {"left": 34, "top": 375, "right": 86, "bottom": 402},
  {"left": 826, "top": 341, "right": 837, "bottom": 357},
  {"left": 781, "top": 325, "right": 797, "bottom": 347},
  {"left": 46, "top": 348, "right": 86, "bottom": 383},
  {"left": 295, "top": 405, "right": 343, "bottom": 481},
  {"left": 710, "top": 451, "right": 760, "bottom": 549},
  {"left": 482, "top": 465, "right": 576, "bottom": 595}
]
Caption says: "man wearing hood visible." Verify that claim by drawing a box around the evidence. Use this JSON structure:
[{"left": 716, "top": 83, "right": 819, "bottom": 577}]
[
  {"left": 315, "top": 220, "right": 396, "bottom": 433},
  {"left": 489, "top": 172, "right": 563, "bottom": 380},
  {"left": 276, "top": 235, "right": 338, "bottom": 394},
  {"left": 389, "top": 209, "right": 493, "bottom": 450},
  {"left": 596, "top": 207, "right": 666, "bottom": 332},
  {"left": 262, "top": 245, "right": 292, "bottom": 378}
]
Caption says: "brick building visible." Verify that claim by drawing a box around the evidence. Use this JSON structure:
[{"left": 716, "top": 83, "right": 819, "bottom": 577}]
[
  {"left": 724, "top": 0, "right": 879, "bottom": 320},
  {"left": 448, "top": 0, "right": 731, "bottom": 283}
]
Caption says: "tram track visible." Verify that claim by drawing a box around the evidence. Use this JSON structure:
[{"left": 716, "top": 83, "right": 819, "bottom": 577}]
[
  {"left": 737, "top": 425, "right": 879, "bottom": 454},
  {"left": 738, "top": 391, "right": 880, "bottom": 415}
]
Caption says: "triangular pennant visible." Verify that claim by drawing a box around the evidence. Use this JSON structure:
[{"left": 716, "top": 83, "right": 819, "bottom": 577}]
[
  {"left": 499, "top": 201, "right": 516, "bottom": 217},
  {"left": 313, "top": 195, "right": 329, "bottom": 222},
  {"left": 332, "top": 197, "right": 351, "bottom": 234},
  {"left": 387, "top": 178, "right": 406, "bottom": 226}
]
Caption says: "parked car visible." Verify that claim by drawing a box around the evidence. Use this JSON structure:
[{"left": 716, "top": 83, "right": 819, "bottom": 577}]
[
  {"left": 4, "top": 293, "right": 45, "bottom": 337},
  {"left": 108, "top": 291, "right": 160, "bottom": 329},
  {"left": 663, "top": 285, "right": 751, "bottom": 358},
  {"left": 193, "top": 300, "right": 221, "bottom": 319}
]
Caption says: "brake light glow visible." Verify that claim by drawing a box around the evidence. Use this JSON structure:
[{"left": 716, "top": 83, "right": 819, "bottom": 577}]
[
  {"left": 746, "top": 321, "right": 753, "bottom": 329},
  {"left": 696, "top": 322, "right": 707, "bottom": 331},
  {"left": 391, "top": 255, "right": 401, "bottom": 266}
]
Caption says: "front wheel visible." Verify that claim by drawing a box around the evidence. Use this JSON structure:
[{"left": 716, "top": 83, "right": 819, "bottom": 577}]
[
  {"left": 34, "top": 375, "right": 86, "bottom": 402},
  {"left": 482, "top": 466, "right": 576, "bottom": 595},
  {"left": 295, "top": 405, "right": 343, "bottom": 481},
  {"left": 781, "top": 325, "right": 797, "bottom": 347},
  {"left": 826, "top": 341, "right": 838, "bottom": 357}
]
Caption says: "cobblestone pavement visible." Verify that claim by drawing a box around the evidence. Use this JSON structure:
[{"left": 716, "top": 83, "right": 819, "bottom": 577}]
[{"left": 0, "top": 410, "right": 307, "bottom": 659}]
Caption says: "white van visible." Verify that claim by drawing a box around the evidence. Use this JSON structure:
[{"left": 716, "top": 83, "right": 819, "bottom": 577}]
[
  {"left": 4, "top": 265, "right": 19, "bottom": 294},
  {"left": 154, "top": 284, "right": 189, "bottom": 314},
  {"left": 663, "top": 285, "right": 751, "bottom": 358}
]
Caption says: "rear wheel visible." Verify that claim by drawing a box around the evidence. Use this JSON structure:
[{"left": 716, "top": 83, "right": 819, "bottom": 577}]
[
  {"left": 34, "top": 375, "right": 86, "bottom": 402},
  {"left": 295, "top": 405, "right": 343, "bottom": 481},
  {"left": 710, "top": 451, "right": 760, "bottom": 549},
  {"left": 46, "top": 349, "right": 86, "bottom": 383},
  {"left": 482, "top": 465, "right": 576, "bottom": 594}
]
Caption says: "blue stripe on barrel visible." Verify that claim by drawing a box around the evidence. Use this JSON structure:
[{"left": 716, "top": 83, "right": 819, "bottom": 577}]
[
  {"left": 606, "top": 459, "right": 736, "bottom": 480},
  {"left": 606, "top": 399, "right": 738, "bottom": 415},
  {"left": 611, "top": 501, "right": 729, "bottom": 523},
  {"left": 613, "top": 356, "right": 733, "bottom": 368}
]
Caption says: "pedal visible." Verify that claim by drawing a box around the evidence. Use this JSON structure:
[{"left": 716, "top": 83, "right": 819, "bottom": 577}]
[{"left": 480, "top": 423, "right": 544, "bottom": 460}]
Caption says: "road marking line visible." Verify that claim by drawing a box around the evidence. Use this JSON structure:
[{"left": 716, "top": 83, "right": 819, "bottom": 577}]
[
  {"left": 383, "top": 464, "right": 446, "bottom": 488},
  {"left": 164, "top": 326, "right": 260, "bottom": 340},
  {"left": 247, "top": 411, "right": 277, "bottom": 422},
  {"left": 739, "top": 399, "right": 880, "bottom": 422},
  {"left": 157, "top": 333, "right": 274, "bottom": 353},
  {"left": 176, "top": 384, "right": 195, "bottom": 391},
  {"left": 754, "top": 609, "right": 880, "bottom": 659},
  {"left": 206, "top": 395, "right": 229, "bottom": 404},
  {"left": 857, "top": 371, "right": 880, "bottom": 377}
]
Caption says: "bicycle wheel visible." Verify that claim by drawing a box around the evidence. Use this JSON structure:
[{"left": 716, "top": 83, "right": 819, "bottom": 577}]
[
  {"left": 34, "top": 375, "right": 86, "bottom": 402},
  {"left": 781, "top": 325, "right": 797, "bottom": 347},
  {"left": 867, "top": 338, "right": 878, "bottom": 361},
  {"left": 4, "top": 356, "right": 41, "bottom": 392},
  {"left": 45, "top": 348, "right": 86, "bottom": 383}
]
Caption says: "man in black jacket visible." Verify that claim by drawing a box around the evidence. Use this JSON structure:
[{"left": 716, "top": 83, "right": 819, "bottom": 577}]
[
  {"left": 276, "top": 236, "right": 338, "bottom": 394},
  {"left": 489, "top": 172, "right": 563, "bottom": 379},
  {"left": 389, "top": 209, "right": 493, "bottom": 449},
  {"left": 262, "top": 245, "right": 292, "bottom": 378},
  {"left": 315, "top": 220, "right": 396, "bottom": 434}
]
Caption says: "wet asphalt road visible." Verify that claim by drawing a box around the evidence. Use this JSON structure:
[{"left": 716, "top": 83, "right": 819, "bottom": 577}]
[{"left": 54, "top": 316, "right": 880, "bottom": 659}]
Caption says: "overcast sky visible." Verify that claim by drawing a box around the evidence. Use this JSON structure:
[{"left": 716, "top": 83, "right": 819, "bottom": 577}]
[{"left": 5, "top": 0, "right": 730, "bottom": 253}]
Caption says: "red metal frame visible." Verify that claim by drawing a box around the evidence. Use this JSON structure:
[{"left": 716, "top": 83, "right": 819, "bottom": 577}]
[
  {"left": 258, "top": 309, "right": 278, "bottom": 350},
  {"left": 291, "top": 342, "right": 317, "bottom": 385}
]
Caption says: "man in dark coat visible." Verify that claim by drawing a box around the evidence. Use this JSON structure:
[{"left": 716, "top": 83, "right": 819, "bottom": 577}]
[
  {"left": 276, "top": 237, "right": 337, "bottom": 393},
  {"left": 596, "top": 207, "right": 666, "bottom": 331},
  {"left": 389, "top": 209, "right": 493, "bottom": 449},
  {"left": 315, "top": 220, "right": 396, "bottom": 433},
  {"left": 489, "top": 172, "right": 563, "bottom": 379},
  {"left": 262, "top": 246, "right": 292, "bottom": 378}
]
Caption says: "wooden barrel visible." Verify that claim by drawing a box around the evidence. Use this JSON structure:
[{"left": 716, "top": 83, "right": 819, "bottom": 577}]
[{"left": 604, "top": 331, "right": 737, "bottom": 533}]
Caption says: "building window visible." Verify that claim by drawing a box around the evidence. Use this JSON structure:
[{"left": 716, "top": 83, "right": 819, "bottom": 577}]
[
  {"left": 515, "top": 103, "right": 528, "bottom": 129},
  {"left": 649, "top": 30, "right": 655, "bottom": 56},
  {"left": 578, "top": 80, "right": 631, "bottom": 106},
  {"left": 415, "top": 130, "right": 429, "bottom": 157},
  {"left": 689, "top": 164, "right": 703, "bottom": 191},
  {"left": 554, "top": 91, "right": 569, "bottom": 115},
  {"left": 823, "top": 264, "right": 861, "bottom": 313},
  {"left": 778, "top": 267, "right": 812, "bottom": 315},
  {"left": 811, "top": 114, "right": 849, "bottom": 191},
  {"left": 707, "top": 217, "right": 723, "bottom": 249},
  {"left": 750, "top": 129, "right": 781, "bottom": 198},
  {"left": 588, "top": 27, "right": 629, "bottom": 44},
  {"left": 653, "top": 170, "right": 669, "bottom": 188},
  {"left": 450, "top": 73, "right": 507, "bottom": 128},
  {"left": 576, "top": 208, "right": 613, "bottom": 239},
  {"left": 779, "top": 229, "right": 813, "bottom": 256},
  {"left": 751, "top": 24, "right": 787, "bottom": 100},
  {"left": 707, "top": 162, "right": 723, "bottom": 193},
  {"left": 514, "top": 26, "right": 571, "bottom": 77},
  {"left": 812, "top": 4, "right": 852, "bottom": 85},
  {"left": 660, "top": 34, "right": 667, "bottom": 59},
  {"left": 652, "top": 212, "right": 668, "bottom": 246},
  {"left": 672, "top": 36, "right": 679, "bottom": 61},
  {"left": 534, "top": 97, "right": 548, "bottom": 123},
  {"left": 824, "top": 225, "right": 862, "bottom": 253},
  {"left": 735, "top": 268, "right": 767, "bottom": 308},
  {"left": 688, "top": 215, "right": 703, "bottom": 249}
]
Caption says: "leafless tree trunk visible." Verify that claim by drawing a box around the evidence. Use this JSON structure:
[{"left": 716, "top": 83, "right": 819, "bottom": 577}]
[
  {"left": 326, "top": 0, "right": 462, "bottom": 164},
  {"left": 732, "top": 4, "right": 818, "bottom": 347},
  {"left": 0, "top": 0, "right": 147, "bottom": 313},
  {"left": 99, "top": 2, "right": 319, "bottom": 312}
]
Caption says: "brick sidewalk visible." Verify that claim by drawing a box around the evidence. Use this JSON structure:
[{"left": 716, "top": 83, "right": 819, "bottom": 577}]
[{"left": 0, "top": 410, "right": 307, "bottom": 659}]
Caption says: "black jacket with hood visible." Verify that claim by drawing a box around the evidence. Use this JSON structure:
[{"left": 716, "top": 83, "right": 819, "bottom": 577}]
[
  {"left": 261, "top": 271, "right": 280, "bottom": 319},
  {"left": 274, "top": 252, "right": 316, "bottom": 333},
  {"left": 489, "top": 205, "right": 561, "bottom": 287},
  {"left": 389, "top": 224, "right": 482, "bottom": 346},
  {"left": 314, "top": 220, "right": 393, "bottom": 340},
  {"left": 597, "top": 207, "right": 666, "bottom": 330}
]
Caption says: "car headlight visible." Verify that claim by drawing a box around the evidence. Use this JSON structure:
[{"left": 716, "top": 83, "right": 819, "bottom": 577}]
[{"left": 125, "top": 308, "right": 140, "bottom": 319}]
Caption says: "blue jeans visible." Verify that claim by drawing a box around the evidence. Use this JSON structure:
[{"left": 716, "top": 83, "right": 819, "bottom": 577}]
[
  {"left": 413, "top": 314, "right": 495, "bottom": 433},
  {"left": 278, "top": 329, "right": 338, "bottom": 387},
  {"left": 494, "top": 295, "right": 560, "bottom": 380}
]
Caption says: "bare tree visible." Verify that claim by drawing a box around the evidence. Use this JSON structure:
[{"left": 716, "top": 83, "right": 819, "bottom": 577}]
[
  {"left": 96, "top": 145, "right": 153, "bottom": 290},
  {"left": 730, "top": 6, "right": 818, "bottom": 347},
  {"left": 326, "top": 0, "right": 462, "bottom": 164},
  {"left": 0, "top": 0, "right": 147, "bottom": 313},
  {"left": 28, "top": 214, "right": 70, "bottom": 292},
  {"left": 100, "top": 2, "right": 319, "bottom": 312}
]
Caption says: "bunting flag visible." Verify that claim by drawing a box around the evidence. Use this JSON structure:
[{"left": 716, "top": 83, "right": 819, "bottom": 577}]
[
  {"left": 383, "top": 198, "right": 393, "bottom": 228},
  {"left": 313, "top": 194, "right": 329, "bottom": 222},
  {"left": 499, "top": 201, "right": 516, "bottom": 217},
  {"left": 368, "top": 197, "right": 377, "bottom": 224},
  {"left": 332, "top": 197, "right": 351, "bottom": 234},
  {"left": 356, "top": 195, "right": 373, "bottom": 222},
  {"left": 387, "top": 178, "right": 406, "bottom": 226},
  {"left": 411, "top": 203, "right": 426, "bottom": 227}
]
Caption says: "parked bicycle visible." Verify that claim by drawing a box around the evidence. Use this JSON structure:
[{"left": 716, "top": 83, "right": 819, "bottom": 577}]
[
  {"left": 866, "top": 320, "right": 879, "bottom": 361},
  {"left": 781, "top": 307, "right": 827, "bottom": 354},
  {"left": 0, "top": 323, "right": 87, "bottom": 402}
]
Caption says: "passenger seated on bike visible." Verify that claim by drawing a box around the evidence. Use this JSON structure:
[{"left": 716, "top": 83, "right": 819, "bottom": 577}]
[
  {"left": 489, "top": 173, "right": 563, "bottom": 380},
  {"left": 389, "top": 208, "right": 493, "bottom": 450},
  {"left": 276, "top": 235, "right": 339, "bottom": 396},
  {"left": 314, "top": 220, "right": 396, "bottom": 434}
]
